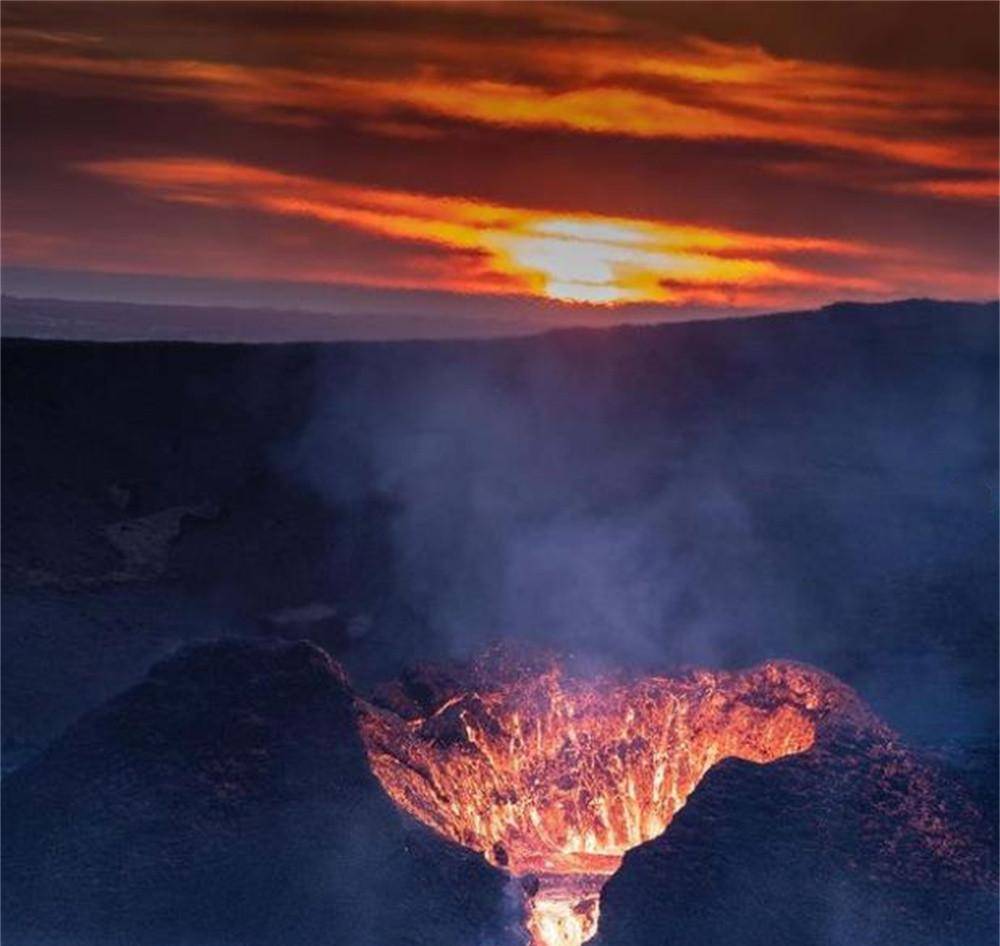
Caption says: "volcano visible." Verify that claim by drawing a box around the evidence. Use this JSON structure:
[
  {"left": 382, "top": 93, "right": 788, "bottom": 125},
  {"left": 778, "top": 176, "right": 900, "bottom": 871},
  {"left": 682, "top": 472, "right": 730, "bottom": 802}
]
[
  {"left": 357, "top": 648, "right": 991, "bottom": 946},
  {"left": 2, "top": 640, "right": 995, "bottom": 946},
  {"left": 2, "top": 303, "right": 996, "bottom": 946}
]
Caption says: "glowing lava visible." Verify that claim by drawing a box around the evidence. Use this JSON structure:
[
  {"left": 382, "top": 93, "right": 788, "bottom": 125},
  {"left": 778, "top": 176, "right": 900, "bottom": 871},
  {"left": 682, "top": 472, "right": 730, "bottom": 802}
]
[{"left": 357, "top": 652, "right": 845, "bottom": 946}]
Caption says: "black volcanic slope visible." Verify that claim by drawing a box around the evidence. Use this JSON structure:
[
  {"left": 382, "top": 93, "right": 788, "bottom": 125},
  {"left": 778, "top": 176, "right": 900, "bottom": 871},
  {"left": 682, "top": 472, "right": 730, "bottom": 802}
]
[
  {"left": 596, "top": 687, "right": 997, "bottom": 946},
  {"left": 1, "top": 639, "right": 521, "bottom": 946}
]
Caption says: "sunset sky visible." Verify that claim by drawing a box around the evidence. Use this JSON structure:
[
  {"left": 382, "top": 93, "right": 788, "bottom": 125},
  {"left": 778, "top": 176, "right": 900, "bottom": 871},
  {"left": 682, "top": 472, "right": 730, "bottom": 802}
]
[{"left": 3, "top": 1, "right": 998, "bottom": 336}]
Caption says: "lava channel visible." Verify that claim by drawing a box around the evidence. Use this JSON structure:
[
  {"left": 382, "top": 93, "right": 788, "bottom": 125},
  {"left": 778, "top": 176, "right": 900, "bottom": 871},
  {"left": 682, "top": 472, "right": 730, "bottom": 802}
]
[{"left": 356, "top": 650, "right": 846, "bottom": 946}]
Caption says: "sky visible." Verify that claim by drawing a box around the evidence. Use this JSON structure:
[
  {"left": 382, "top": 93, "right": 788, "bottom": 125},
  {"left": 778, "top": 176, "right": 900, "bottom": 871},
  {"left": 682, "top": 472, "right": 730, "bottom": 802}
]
[{"left": 2, "top": 1, "right": 998, "bottom": 338}]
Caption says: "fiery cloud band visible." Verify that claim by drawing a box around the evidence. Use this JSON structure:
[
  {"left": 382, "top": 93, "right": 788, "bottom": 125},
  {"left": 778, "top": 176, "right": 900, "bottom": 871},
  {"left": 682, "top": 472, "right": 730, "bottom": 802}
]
[{"left": 83, "top": 156, "right": 890, "bottom": 306}]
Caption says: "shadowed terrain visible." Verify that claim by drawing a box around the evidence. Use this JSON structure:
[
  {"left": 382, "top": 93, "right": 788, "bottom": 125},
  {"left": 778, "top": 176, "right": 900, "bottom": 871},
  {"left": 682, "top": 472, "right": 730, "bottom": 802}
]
[{"left": 1, "top": 640, "right": 522, "bottom": 946}]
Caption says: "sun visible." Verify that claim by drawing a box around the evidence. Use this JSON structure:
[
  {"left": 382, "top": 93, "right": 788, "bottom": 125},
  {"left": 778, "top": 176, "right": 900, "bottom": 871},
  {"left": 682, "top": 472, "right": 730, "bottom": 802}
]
[
  {"left": 482, "top": 214, "right": 774, "bottom": 305},
  {"left": 485, "top": 216, "right": 666, "bottom": 305}
]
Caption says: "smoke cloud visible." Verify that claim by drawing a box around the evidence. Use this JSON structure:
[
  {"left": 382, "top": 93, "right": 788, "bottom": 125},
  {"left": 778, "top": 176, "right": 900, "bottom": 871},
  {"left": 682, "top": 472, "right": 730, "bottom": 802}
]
[{"left": 282, "top": 304, "right": 997, "bottom": 753}]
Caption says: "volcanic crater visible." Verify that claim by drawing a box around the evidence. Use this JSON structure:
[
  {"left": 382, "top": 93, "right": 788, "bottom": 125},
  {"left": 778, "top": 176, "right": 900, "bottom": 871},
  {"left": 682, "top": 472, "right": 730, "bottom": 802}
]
[
  {"left": 3, "top": 638, "right": 992, "bottom": 946},
  {"left": 356, "top": 649, "right": 865, "bottom": 946}
]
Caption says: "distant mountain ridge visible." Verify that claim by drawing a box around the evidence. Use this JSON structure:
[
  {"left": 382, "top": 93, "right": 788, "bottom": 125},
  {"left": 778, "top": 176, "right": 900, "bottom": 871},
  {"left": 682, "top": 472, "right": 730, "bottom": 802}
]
[{"left": 3, "top": 293, "right": 996, "bottom": 343}]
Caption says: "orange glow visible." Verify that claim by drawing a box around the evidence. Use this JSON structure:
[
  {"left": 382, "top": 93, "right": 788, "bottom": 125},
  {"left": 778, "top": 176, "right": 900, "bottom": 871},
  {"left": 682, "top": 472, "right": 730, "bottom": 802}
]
[
  {"left": 314, "top": 72, "right": 993, "bottom": 174},
  {"left": 893, "top": 177, "right": 999, "bottom": 204},
  {"left": 357, "top": 655, "right": 847, "bottom": 946},
  {"left": 5, "top": 31, "right": 995, "bottom": 177},
  {"left": 6, "top": 9, "right": 995, "bottom": 313},
  {"left": 82, "top": 157, "right": 881, "bottom": 305}
]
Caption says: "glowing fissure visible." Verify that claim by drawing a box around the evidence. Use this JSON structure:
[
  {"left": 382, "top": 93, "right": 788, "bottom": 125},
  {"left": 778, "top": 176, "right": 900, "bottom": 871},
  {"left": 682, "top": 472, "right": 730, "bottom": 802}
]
[{"left": 358, "top": 654, "right": 838, "bottom": 946}]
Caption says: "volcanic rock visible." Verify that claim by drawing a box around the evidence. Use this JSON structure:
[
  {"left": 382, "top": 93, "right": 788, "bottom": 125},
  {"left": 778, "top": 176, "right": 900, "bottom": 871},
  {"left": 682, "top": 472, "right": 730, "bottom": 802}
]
[
  {"left": 595, "top": 709, "right": 997, "bottom": 946},
  {"left": 1, "top": 639, "right": 523, "bottom": 946}
]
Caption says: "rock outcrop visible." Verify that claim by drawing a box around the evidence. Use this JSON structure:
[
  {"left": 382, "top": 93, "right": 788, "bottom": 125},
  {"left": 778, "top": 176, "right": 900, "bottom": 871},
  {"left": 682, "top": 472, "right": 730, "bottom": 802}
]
[
  {"left": 2, "top": 640, "right": 523, "bottom": 946},
  {"left": 595, "top": 706, "right": 997, "bottom": 946}
]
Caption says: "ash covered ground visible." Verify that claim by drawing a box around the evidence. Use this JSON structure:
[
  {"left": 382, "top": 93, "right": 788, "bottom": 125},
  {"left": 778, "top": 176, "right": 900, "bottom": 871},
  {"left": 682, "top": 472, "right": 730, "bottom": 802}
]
[{"left": 2, "top": 299, "right": 997, "bottom": 945}]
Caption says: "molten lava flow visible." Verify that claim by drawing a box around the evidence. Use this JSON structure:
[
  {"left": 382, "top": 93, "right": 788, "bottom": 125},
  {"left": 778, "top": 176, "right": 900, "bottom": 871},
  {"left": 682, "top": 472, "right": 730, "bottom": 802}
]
[{"left": 357, "top": 653, "right": 837, "bottom": 946}]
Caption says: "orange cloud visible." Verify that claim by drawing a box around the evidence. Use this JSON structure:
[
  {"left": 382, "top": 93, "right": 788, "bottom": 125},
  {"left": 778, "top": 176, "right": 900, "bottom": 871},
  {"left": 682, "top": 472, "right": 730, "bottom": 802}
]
[
  {"left": 891, "top": 177, "right": 998, "bottom": 204},
  {"left": 80, "top": 156, "right": 887, "bottom": 306},
  {"left": 6, "top": 27, "right": 995, "bottom": 180}
]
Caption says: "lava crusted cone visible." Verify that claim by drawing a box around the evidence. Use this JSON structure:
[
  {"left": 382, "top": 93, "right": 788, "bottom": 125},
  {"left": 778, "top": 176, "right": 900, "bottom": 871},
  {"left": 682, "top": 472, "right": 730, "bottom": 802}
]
[
  {"left": 1, "top": 639, "right": 523, "bottom": 946},
  {"left": 357, "top": 651, "right": 997, "bottom": 946},
  {"left": 594, "top": 700, "right": 997, "bottom": 946},
  {"left": 357, "top": 651, "right": 845, "bottom": 945}
]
